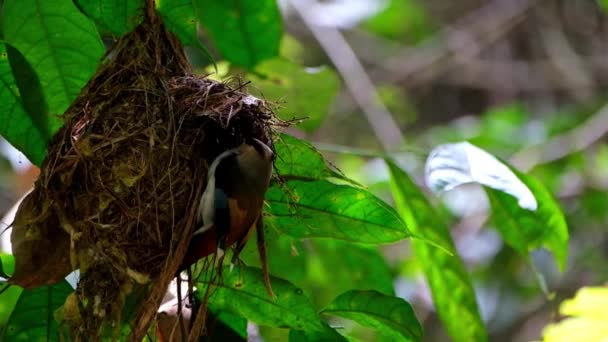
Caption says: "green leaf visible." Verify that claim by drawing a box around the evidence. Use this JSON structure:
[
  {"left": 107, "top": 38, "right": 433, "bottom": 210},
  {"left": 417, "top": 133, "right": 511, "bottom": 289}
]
[
  {"left": 274, "top": 133, "right": 342, "bottom": 180},
  {"left": 241, "top": 226, "right": 308, "bottom": 289},
  {"left": 6, "top": 45, "right": 50, "bottom": 140},
  {"left": 0, "top": 285, "right": 21, "bottom": 329},
  {"left": 0, "top": 253, "right": 14, "bottom": 279},
  {"left": 0, "top": 280, "right": 73, "bottom": 341},
  {"left": 0, "top": 255, "right": 19, "bottom": 327},
  {"left": 599, "top": 0, "right": 608, "bottom": 14},
  {"left": 386, "top": 160, "right": 488, "bottom": 342},
  {"left": 363, "top": 0, "right": 432, "bottom": 42},
  {"left": 322, "top": 290, "right": 423, "bottom": 342},
  {"left": 156, "top": 0, "right": 198, "bottom": 45},
  {"left": 248, "top": 59, "right": 339, "bottom": 131},
  {"left": 75, "top": 0, "right": 143, "bottom": 36},
  {"left": 241, "top": 229, "right": 394, "bottom": 306},
  {"left": 306, "top": 240, "right": 394, "bottom": 304},
  {"left": 266, "top": 179, "right": 410, "bottom": 243},
  {"left": 485, "top": 169, "right": 569, "bottom": 270},
  {"left": 2, "top": 0, "right": 104, "bottom": 128},
  {"left": 0, "top": 43, "right": 47, "bottom": 165},
  {"left": 207, "top": 310, "right": 248, "bottom": 341},
  {"left": 196, "top": 266, "right": 325, "bottom": 332},
  {"left": 289, "top": 322, "right": 347, "bottom": 342},
  {"left": 193, "top": 0, "right": 282, "bottom": 68}
]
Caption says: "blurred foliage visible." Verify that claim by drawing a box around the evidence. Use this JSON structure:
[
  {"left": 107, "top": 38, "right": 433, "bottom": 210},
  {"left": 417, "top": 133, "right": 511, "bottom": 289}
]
[
  {"left": 1, "top": 0, "right": 608, "bottom": 341},
  {"left": 542, "top": 286, "right": 608, "bottom": 342},
  {"left": 362, "top": 0, "right": 433, "bottom": 42},
  {"left": 248, "top": 59, "right": 340, "bottom": 131}
]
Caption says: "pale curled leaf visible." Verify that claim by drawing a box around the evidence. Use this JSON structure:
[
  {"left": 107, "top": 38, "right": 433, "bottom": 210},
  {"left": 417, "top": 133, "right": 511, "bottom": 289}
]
[
  {"left": 424, "top": 141, "right": 568, "bottom": 270},
  {"left": 425, "top": 141, "right": 537, "bottom": 210}
]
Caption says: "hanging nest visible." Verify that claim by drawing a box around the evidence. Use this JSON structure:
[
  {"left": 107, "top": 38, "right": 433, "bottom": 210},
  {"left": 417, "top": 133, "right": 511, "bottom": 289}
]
[{"left": 8, "top": 8, "right": 283, "bottom": 341}]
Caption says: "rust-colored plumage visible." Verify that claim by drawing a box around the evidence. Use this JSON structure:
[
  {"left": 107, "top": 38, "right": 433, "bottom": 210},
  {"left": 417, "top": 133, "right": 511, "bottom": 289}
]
[{"left": 180, "top": 139, "right": 275, "bottom": 296}]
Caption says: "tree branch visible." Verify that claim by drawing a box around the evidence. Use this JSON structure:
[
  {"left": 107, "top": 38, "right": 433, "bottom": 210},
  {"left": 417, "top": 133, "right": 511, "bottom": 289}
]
[{"left": 289, "top": 0, "right": 405, "bottom": 151}]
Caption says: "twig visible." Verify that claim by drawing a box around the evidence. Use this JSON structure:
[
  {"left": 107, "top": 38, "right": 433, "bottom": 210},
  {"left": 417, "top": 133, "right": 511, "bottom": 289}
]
[
  {"left": 368, "top": 0, "right": 539, "bottom": 87},
  {"left": 436, "top": 56, "right": 608, "bottom": 92},
  {"left": 331, "top": 0, "right": 538, "bottom": 116},
  {"left": 145, "top": 0, "right": 156, "bottom": 23},
  {"left": 510, "top": 102, "right": 608, "bottom": 171},
  {"left": 289, "top": 0, "right": 405, "bottom": 151},
  {"left": 128, "top": 179, "right": 203, "bottom": 341},
  {"left": 312, "top": 141, "right": 426, "bottom": 157},
  {"left": 535, "top": 3, "right": 594, "bottom": 100}
]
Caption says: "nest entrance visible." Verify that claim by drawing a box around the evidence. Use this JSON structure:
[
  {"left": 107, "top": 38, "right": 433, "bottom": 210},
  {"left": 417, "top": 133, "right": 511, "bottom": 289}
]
[{"left": 9, "top": 12, "right": 280, "bottom": 341}]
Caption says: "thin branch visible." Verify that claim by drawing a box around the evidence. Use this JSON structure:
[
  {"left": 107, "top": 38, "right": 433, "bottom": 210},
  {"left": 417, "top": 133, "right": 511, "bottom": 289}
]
[
  {"left": 332, "top": 0, "right": 538, "bottom": 115},
  {"left": 145, "top": 0, "right": 157, "bottom": 23},
  {"left": 536, "top": 3, "right": 594, "bottom": 100},
  {"left": 289, "top": 0, "right": 405, "bottom": 151},
  {"left": 312, "top": 141, "right": 426, "bottom": 157},
  {"left": 437, "top": 55, "right": 608, "bottom": 92},
  {"left": 370, "top": 0, "right": 539, "bottom": 87},
  {"left": 510, "top": 103, "right": 608, "bottom": 171}
]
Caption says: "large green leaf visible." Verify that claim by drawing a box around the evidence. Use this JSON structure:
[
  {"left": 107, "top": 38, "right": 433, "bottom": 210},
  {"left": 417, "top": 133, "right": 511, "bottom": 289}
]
[
  {"left": 274, "top": 133, "right": 343, "bottom": 181},
  {"left": 0, "top": 253, "right": 14, "bottom": 279},
  {"left": 6, "top": 44, "right": 50, "bottom": 140},
  {"left": 322, "top": 290, "right": 423, "bottom": 342},
  {"left": 241, "top": 228, "right": 394, "bottom": 306},
  {"left": 196, "top": 266, "right": 325, "bottom": 332},
  {"left": 266, "top": 179, "right": 410, "bottom": 243},
  {"left": 156, "top": 0, "right": 197, "bottom": 45},
  {"left": 240, "top": 226, "right": 308, "bottom": 290},
  {"left": 289, "top": 322, "right": 346, "bottom": 342},
  {"left": 0, "top": 281, "right": 73, "bottom": 341},
  {"left": 75, "top": 0, "right": 142, "bottom": 36},
  {"left": 0, "top": 255, "right": 73, "bottom": 341},
  {"left": 2, "top": 0, "right": 104, "bottom": 131},
  {"left": 0, "top": 43, "right": 47, "bottom": 165},
  {"left": 248, "top": 59, "right": 339, "bottom": 131},
  {"left": 0, "top": 255, "right": 19, "bottom": 327},
  {"left": 193, "top": 0, "right": 282, "bottom": 68},
  {"left": 305, "top": 240, "right": 394, "bottom": 305},
  {"left": 386, "top": 160, "right": 488, "bottom": 342},
  {"left": 485, "top": 169, "right": 569, "bottom": 270},
  {"left": 206, "top": 310, "right": 248, "bottom": 341}
]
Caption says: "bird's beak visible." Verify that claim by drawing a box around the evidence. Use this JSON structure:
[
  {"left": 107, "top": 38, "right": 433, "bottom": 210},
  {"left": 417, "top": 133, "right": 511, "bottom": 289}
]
[{"left": 251, "top": 138, "right": 274, "bottom": 161}]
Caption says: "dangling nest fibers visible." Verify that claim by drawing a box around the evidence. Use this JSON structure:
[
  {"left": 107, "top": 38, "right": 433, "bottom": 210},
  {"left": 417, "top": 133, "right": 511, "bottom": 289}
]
[{"left": 9, "top": 10, "right": 282, "bottom": 341}]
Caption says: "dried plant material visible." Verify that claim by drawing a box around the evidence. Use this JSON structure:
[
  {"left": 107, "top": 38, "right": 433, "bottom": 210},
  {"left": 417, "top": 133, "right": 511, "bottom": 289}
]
[{"left": 8, "top": 9, "right": 283, "bottom": 341}]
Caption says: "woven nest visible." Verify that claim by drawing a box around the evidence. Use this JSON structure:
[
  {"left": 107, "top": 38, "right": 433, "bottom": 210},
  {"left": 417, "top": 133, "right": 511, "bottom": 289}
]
[{"left": 9, "top": 12, "right": 282, "bottom": 341}]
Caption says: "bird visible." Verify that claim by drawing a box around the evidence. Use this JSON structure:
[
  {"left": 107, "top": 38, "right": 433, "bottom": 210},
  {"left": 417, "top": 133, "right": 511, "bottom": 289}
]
[{"left": 180, "top": 138, "right": 275, "bottom": 296}]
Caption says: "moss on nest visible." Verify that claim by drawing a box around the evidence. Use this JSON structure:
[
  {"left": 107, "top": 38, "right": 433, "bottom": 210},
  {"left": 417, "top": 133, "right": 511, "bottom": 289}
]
[{"left": 9, "top": 10, "right": 283, "bottom": 341}]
